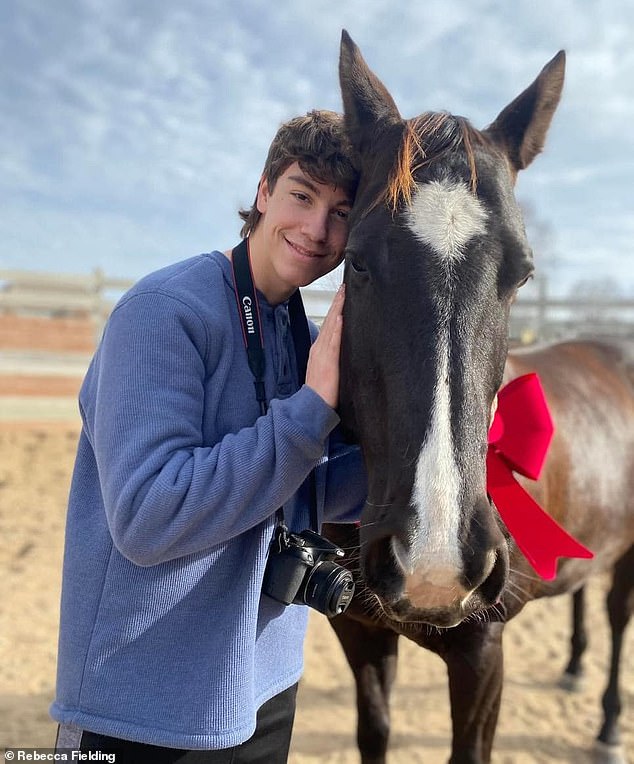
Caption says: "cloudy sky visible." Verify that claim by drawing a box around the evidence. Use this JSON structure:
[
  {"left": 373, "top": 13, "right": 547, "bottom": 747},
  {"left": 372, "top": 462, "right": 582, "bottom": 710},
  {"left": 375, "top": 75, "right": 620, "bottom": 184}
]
[{"left": 1, "top": 0, "right": 632, "bottom": 296}]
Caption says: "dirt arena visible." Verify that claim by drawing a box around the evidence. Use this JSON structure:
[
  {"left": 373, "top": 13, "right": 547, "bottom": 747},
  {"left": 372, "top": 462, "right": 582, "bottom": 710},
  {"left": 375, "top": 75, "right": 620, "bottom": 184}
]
[{"left": 0, "top": 418, "right": 632, "bottom": 763}]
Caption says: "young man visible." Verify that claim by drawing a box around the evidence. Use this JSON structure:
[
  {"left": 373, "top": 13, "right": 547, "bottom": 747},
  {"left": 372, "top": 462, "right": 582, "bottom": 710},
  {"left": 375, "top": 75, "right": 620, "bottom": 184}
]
[{"left": 51, "top": 110, "right": 366, "bottom": 763}]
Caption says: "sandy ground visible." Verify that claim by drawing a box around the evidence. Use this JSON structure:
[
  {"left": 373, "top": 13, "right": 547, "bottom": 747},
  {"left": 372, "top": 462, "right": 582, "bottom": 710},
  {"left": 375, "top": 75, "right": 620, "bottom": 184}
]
[{"left": 0, "top": 421, "right": 632, "bottom": 763}]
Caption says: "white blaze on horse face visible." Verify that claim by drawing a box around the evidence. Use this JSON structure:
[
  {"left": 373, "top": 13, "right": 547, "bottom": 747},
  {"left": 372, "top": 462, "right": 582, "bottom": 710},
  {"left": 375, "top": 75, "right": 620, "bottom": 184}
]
[
  {"left": 396, "top": 178, "right": 488, "bottom": 606},
  {"left": 404, "top": 179, "right": 488, "bottom": 262},
  {"left": 405, "top": 336, "right": 467, "bottom": 603}
]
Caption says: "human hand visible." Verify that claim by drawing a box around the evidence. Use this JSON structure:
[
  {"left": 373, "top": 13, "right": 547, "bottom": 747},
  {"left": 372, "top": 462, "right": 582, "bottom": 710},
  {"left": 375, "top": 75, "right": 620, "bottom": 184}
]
[{"left": 305, "top": 285, "right": 345, "bottom": 409}]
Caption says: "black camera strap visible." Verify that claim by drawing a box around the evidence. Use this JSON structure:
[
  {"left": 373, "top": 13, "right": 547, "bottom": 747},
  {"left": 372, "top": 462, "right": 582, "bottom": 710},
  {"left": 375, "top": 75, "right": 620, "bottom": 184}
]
[{"left": 230, "top": 238, "right": 318, "bottom": 533}]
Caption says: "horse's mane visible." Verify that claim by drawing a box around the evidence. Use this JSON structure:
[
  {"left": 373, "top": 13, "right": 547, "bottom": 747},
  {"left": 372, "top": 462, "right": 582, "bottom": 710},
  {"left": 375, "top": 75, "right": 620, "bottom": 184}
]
[{"left": 386, "top": 112, "right": 483, "bottom": 214}]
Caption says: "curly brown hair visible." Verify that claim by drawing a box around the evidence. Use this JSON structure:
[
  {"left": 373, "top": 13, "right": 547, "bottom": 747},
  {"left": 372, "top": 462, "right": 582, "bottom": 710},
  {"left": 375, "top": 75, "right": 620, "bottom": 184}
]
[{"left": 239, "top": 110, "right": 359, "bottom": 238}]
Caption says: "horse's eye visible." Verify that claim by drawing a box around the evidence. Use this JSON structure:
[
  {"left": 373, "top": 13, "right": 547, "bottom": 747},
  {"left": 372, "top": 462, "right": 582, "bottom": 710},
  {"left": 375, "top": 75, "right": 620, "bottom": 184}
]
[
  {"left": 347, "top": 257, "right": 367, "bottom": 275},
  {"left": 509, "top": 274, "right": 533, "bottom": 304},
  {"left": 517, "top": 273, "right": 533, "bottom": 290}
]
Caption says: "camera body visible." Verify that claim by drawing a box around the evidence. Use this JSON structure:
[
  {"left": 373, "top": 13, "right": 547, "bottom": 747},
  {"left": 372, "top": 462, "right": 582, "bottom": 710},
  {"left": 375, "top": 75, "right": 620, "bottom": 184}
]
[{"left": 263, "top": 526, "right": 355, "bottom": 617}]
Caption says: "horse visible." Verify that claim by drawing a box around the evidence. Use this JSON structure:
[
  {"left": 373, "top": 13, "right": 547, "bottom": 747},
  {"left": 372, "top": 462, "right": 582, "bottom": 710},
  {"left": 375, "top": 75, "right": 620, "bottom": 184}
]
[{"left": 323, "top": 31, "right": 634, "bottom": 764}]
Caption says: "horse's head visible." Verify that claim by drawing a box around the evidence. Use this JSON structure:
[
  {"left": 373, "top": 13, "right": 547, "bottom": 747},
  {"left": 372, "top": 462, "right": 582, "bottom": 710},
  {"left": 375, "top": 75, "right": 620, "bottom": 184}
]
[{"left": 338, "top": 31, "right": 565, "bottom": 627}]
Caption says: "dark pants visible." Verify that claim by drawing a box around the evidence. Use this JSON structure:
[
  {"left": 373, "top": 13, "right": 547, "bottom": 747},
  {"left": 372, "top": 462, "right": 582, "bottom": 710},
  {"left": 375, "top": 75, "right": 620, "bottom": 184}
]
[{"left": 55, "top": 683, "right": 298, "bottom": 764}]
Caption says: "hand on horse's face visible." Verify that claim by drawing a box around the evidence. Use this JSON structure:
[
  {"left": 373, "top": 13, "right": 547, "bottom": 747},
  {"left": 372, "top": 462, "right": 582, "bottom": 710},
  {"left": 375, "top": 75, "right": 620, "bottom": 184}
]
[{"left": 305, "top": 285, "right": 345, "bottom": 409}]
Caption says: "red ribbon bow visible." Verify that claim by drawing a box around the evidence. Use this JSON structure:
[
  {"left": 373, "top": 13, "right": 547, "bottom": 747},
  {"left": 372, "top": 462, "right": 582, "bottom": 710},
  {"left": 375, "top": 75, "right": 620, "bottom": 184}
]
[{"left": 487, "top": 373, "right": 593, "bottom": 580}]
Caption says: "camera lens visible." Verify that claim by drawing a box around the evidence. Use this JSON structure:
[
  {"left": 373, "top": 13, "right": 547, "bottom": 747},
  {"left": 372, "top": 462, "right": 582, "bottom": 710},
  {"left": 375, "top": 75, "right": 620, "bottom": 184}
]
[{"left": 300, "top": 561, "right": 355, "bottom": 617}]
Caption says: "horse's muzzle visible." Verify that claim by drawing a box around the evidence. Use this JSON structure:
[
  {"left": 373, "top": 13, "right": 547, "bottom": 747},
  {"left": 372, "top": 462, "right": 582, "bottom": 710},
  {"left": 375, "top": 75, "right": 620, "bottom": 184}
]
[{"left": 358, "top": 500, "right": 509, "bottom": 627}]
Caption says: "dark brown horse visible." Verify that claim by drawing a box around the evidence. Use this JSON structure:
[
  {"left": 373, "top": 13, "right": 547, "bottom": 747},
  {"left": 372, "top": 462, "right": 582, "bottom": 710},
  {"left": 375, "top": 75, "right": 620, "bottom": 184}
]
[{"left": 324, "top": 31, "right": 634, "bottom": 763}]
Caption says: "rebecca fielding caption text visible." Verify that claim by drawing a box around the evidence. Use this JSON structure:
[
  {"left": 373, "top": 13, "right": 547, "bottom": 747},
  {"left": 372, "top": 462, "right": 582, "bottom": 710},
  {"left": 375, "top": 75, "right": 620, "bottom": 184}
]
[{"left": 4, "top": 751, "right": 116, "bottom": 763}]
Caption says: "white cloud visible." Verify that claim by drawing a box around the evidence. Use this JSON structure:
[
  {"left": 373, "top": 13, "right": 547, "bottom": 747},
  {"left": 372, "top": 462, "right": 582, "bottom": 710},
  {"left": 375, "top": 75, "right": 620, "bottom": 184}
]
[{"left": 0, "top": 0, "right": 632, "bottom": 295}]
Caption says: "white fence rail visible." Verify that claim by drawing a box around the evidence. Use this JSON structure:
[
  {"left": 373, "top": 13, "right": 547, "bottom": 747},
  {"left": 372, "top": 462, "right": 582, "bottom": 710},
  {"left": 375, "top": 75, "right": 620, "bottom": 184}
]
[
  {"left": 0, "top": 268, "right": 132, "bottom": 322},
  {"left": 2, "top": 268, "right": 633, "bottom": 341},
  {"left": 0, "top": 268, "right": 337, "bottom": 328}
]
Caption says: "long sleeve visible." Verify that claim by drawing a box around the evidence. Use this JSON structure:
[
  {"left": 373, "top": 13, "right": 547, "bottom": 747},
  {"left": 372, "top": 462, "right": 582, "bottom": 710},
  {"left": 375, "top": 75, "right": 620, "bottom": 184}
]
[
  {"left": 52, "top": 251, "right": 367, "bottom": 749},
  {"left": 81, "top": 290, "right": 340, "bottom": 566}
]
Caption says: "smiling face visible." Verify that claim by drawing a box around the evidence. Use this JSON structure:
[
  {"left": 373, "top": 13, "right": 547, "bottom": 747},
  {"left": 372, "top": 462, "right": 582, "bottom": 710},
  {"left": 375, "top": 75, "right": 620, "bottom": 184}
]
[{"left": 247, "top": 161, "right": 353, "bottom": 304}]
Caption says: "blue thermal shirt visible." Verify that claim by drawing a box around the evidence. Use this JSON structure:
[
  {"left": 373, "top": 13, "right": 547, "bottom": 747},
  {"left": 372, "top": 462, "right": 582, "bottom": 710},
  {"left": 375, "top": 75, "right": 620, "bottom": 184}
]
[{"left": 50, "top": 250, "right": 366, "bottom": 749}]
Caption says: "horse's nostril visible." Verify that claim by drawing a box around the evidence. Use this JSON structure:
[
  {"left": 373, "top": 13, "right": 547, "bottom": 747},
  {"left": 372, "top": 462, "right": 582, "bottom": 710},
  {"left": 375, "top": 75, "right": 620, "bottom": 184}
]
[
  {"left": 362, "top": 536, "right": 406, "bottom": 603},
  {"left": 482, "top": 548, "right": 498, "bottom": 582},
  {"left": 391, "top": 537, "right": 414, "bottom": 575},
  {"left": 478, "top": 546, "right": 508, "bottom": 606}
]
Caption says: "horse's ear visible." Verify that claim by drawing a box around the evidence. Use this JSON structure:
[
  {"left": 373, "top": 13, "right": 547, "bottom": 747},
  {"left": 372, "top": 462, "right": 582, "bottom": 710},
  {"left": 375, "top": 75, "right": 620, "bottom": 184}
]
[
  {"left": 339, "top": 30, "right": 402, "bottom": 154},
  {"left": 485, "top": 51, "right": 565, "bottom": 173}
]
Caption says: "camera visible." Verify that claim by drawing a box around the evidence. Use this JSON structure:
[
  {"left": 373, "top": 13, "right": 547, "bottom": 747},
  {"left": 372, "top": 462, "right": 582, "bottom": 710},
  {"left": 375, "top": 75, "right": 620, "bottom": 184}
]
[{"left": 262, "top": 526, "right": 355, "bottom": 617}]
